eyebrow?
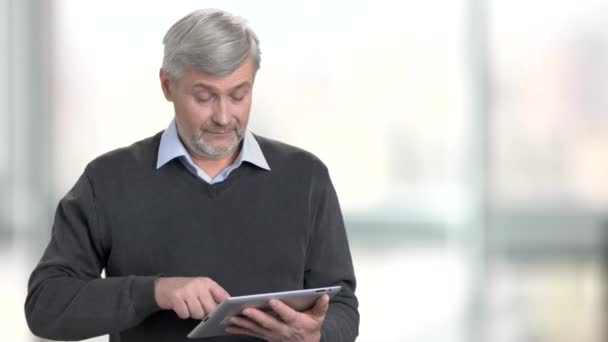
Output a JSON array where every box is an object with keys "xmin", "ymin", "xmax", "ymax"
[{"xmin": 191, "ymin": 82, "xmax": 251, "ymax": 93}]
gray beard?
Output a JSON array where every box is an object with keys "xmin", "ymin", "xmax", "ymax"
[{"xmin": 190, "ymin": 132, "xmax": 244, "ymax": 159}]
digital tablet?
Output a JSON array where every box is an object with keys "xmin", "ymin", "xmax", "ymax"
[{"xmin": 187, "ymin": 286, "xmax": 341, "ymax": 339}]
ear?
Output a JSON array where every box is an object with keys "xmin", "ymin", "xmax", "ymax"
[{"xmin": 159, "ymin": 69, "xmax": 174, "ymax": 101}]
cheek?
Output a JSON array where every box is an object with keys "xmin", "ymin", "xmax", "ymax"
[
  {"xmin": 175, "ymin": 98, "xmax": 211, "ymax": 123},
  {"xmin": 232, "ymin": 99, "xmax": 252, "ymax": 123},
  {"xmin": 173, "ymin": 106, "xmax": 202, "ymax": 137}
]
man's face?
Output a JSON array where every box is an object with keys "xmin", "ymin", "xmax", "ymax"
[{"xmin": 160, "ymin": 58, "xmax": 255, "ymax": 160}]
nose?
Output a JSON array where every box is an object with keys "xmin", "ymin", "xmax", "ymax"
[{"xmin": 211, "ymin": 97, "xmax": 231, "ymax": 126}]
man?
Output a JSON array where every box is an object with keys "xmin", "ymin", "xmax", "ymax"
[{"xmin": 24, "ymin": 8, "xmax": 359, "ymax": 342}]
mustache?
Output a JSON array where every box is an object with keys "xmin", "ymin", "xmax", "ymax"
[{"xmin": 199, "ymin": 123, "xmax": 240, "ymax": 133}]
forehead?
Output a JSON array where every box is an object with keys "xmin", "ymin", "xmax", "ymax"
[{"xmin": 179, "ymin": 58, "xmax": 256, "ymax": 92}]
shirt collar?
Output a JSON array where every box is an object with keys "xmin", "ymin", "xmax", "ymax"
[{"xmin": 156, "ymin": 119, "xmax": 270, "ymax": 171}]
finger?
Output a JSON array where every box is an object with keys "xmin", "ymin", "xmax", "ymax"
[
  {"xmin": 309, "ymin": 294, "xmax": 330, "ymax": 319},
  {"xmin": 209, "ymin": 283, "xmax": 230, "ymax": 303},
  {"xmin": 171, "ymin": 298, "xmax": 190, "ymax": 319},
  {"xmin": 225, "ymin": 325, "xmax": 262, "ymax": 338},
  {"xmin": 268, "ymin": 299, "xmax": 299, "ymax": 324},
  {"xmin": 185, "ymin": 297, "xmax": 206, "ymax": 319},
  {"xmin": 199, "ymin": 293, "xmax": 218, "ymax": 316},
  {"xmin": 241, "ymin": 307, "xmax": 284, "ymax": 332},
  {"xmin": 229, "ymin": 315, "xmax": 271, "ymax": 337}
]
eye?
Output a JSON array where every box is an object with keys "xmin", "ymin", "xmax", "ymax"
[
  {"xmin": 195, "ymin": 93, "xmax": 213, "ymax": 103},
  {"xmin": 230, "ymin": 90, "xmax": 249, "ymax": 102},
  {"xmin": 197, "ymin": 97, "xmax": 211, "ymax": 103}
]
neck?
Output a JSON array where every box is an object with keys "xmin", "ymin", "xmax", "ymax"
[{"xmin": 187, "ymin": 146, "xmax": 241, "ymax": 179}]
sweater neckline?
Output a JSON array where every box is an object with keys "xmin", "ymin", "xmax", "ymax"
[
  {"xmin": 161, "ymin": 158, "xmax": 257, "ymax": 199},
  {"xmin": 152, "ymin": 131, "xmax": 267, "ymax": 198}
]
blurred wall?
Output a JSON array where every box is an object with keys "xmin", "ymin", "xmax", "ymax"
[{"xmin": 2, "ymin": 1, "xmax": 607, "ymax": 342}]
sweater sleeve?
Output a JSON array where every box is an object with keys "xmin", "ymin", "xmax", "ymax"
[
  {"xmin": 24, "ymin": 169, "xmax": 162, "ymax": 341},
  {"xmin": 305, "ymin": 161, "xmax": 359, "ymax": 342}
]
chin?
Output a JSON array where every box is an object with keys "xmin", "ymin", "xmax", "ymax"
[{"xmin": 204, "ymin": 142, "xmax": 239, "ymax": 158}]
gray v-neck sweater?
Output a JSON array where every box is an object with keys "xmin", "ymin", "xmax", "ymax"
[{"xmin": 25, "ymin": 132, "xmax": 359, "ymax": 342}]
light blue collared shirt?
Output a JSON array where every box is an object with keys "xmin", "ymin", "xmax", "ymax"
[{"xmin": 156, "ymin": 119, "xmax": 270, "ymax": 184}]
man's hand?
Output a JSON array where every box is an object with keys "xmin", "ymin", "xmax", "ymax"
[
  {"xmin": 225, "ymin": 294, "xmax": 330, "ymax": 342},
  {"xmin": 154, "ymin": 277, "xmax": 230, "ymax": 319}
]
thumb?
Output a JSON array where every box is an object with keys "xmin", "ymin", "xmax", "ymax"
[{"xmin": 310, "ymin": 294, "xmax": 330, "ymax": 319}]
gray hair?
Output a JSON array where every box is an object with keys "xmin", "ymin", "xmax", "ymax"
[{"xmin": 162, "ymin": 9, "xmax": 261, "ymax": 81}]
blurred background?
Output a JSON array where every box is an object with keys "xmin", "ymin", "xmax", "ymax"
[{"xmin": 2, "ymin": 0, "xmax": 607, "ymax": 341}]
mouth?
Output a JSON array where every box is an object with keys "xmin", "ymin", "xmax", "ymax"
[{"xmin": 205, "ymin": 130, "xmax": 234, "ymax": 136}]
